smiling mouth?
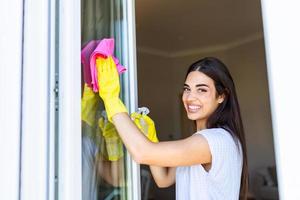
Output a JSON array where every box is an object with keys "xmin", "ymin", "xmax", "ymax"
[{"xmin": 187, "ymin": 105, "xmax": 201, "ymax": 113}]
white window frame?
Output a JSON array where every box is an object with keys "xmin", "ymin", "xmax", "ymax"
[
  {"xmin": 20, "ymin": 0, "xmax": 57, "ymax": 199},
  {"xmin": 58, "ymin": 0, "xmax": 140, "ymax": 200},
  {"xmin": 57, "ymin": 0, "xmax": 81, "ymax": 198},
  {"xmin": 121, "ymin": 0, "xmax": 141, "ymax": 199},
  {"xmin": 0, "ymin": 0, "xmax": 23, "ymax": 199},
  {"xmin": 261, "ymin": 1, "xmax": 300, "ymax": 199}
]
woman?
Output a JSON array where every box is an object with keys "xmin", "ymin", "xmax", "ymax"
[{"xmin": 96, "ymin": 56, "xmax": 248, "ymax": 199}]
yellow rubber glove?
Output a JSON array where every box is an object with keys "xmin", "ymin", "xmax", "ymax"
[
  {"xmin": 98, "ymin": 117, "xmax": 124, "ymax": 161},
  {"xmin": 81, "ymin": 84, "xmax": 99, "ymax": 127},
  {"xmin": 97, "ymin": 125, "xmax": 109, "ymax": 161},
  {"xmin": 96, "ymin": 56, "xmax": 127, "ymax": 122},
  {"xmin": 131, "ymin": 113, "xmax": 159, "ymax": 143}
]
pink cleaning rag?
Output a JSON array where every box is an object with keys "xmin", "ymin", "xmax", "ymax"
[
  {"xmin": 90, "ymin": 38, "xmax": 126, "ymax": 92},
  {"xmin": 81, "ymin": 40, "xmax": 101, "ymax": 87}
]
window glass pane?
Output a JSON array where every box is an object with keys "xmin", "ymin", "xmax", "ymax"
[{"xmin": 81, "ymin": 1, "xmax": 127, "ymax": 199}]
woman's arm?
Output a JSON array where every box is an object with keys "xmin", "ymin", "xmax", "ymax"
[
  {"xmin": 112, "ymin": 113, "xmax": 212, "ymax": 167},
  {"xmin": 97, "ymin": 156, "xmax": 125, "ymax": 187},
  {"xmin": 149, "ymin": 166, "xmax": 176, "ymax": 188}
]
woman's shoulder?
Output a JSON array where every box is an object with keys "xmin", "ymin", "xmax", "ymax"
[
  {"xmin": 195, "ymin": 128, "xmax": 243, "ymax": 161},
  {"xmin": 195, "ymin": 127, "xmax": 231, "ymax": 137},
  {"xmin": 194, "ymin": 128, "xmax": 239, "ymax": 150}
]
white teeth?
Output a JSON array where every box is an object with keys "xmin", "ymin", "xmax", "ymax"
[{"xmin": 188, "ymin": 105, "xmax": 200, "ymax": 109}]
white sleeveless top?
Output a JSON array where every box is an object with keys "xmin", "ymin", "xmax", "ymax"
[{"xmin": 176, "ymin": 128, "xmax": 243, "ymax": 200}]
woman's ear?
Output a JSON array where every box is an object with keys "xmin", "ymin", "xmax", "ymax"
[{"xmin": 217, "ymin": 93, "xmax": 225, "ymax": 104}]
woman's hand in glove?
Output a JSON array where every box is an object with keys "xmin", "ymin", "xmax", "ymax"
[
  {"xmin": 81, "ymin": 84, "xmax": 99, "ymax": 127},
  {"xmin": 96, "ymin": 56, "xmax": 127, "ymax": 122},
  {"xmin": 131, "ymin": 112, "xmax": 159, "ymax": 143}
]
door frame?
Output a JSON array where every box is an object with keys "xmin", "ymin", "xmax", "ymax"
[
  {"xmin": 261, "ymin": 1, "xmax": 300, "ymax": 199},
  {"xmin": 58, "ymin": 0, "xmax": 141, "ymax": 199}
]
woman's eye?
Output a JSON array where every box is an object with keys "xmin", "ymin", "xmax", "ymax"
[
  {"xmin": 198, "ymin": 89, "xmax": 207, "ymax": 93},
  {"xmin": 183, "ymin": 88, "xmax": 190, "ymax": 92}
]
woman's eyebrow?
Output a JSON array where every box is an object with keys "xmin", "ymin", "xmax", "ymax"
[
  {"xmin": 183, "ymin": 84, "xmax": 190, "ymax": 87},
  {"xmin": 196, "ymin": 84, "xmax": 209, "ymax": 88}
]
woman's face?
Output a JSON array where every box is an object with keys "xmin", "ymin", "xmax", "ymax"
[{"xmin": 182, "ymin": 71, "xmax": 224, "ymax": 130}]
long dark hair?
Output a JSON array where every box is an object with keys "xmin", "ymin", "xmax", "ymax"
[{"xmin": 185, "ymin": 57, "xmax": 248, "ymax": 200}]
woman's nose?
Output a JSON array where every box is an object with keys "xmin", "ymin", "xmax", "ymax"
[{"xmin": 185, "ymin": 91, "xmax": 197, "ymax": 101}]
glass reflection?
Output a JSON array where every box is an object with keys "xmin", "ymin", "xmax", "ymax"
[{"xmin": 81, "ymin": 0, "xmax": 127, "ymax": 199}]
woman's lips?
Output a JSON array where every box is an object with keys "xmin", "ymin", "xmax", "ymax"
[{"xmin": 187, "ymin": 105, "xmax": 201, "ymax": 113}]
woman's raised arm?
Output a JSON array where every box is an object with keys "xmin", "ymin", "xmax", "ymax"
[{"xmin": 112, "ymin": 113, "xmax": 212, "ymax": 167}]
